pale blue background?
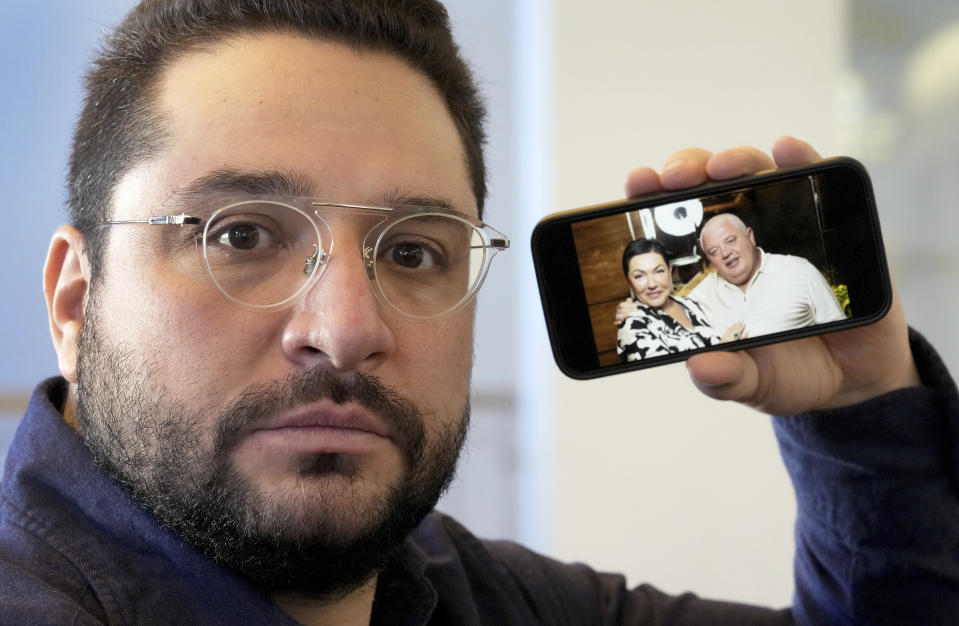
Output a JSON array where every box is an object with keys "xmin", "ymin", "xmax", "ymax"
[
  {"xmin": 1, "ymin": 1, "xmax": 135, "ymax": 393},
  {"xmin": 0, "ymin": 1, "xmax": 140, "ymax": 468}
]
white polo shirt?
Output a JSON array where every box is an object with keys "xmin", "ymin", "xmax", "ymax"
[{"xmin": 688, "ymin": 249, "xmax": 847, "ymax": 337}]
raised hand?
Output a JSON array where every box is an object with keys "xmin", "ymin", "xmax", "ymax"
[
  {"xmin": 719, "ymin": 322, "xmax": 747, "ymax": 344},
  {"xmin": 625, "ymin": 136, "xmax": 920, "ymax": 415},
  {"xmin": 613, "ymin": 298, "xmax": 639, "ymax": 326}
]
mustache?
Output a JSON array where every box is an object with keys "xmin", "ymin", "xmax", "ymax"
[{"xmin": 210, "ymin": 367, "xmax": 427, "ymax": 466}]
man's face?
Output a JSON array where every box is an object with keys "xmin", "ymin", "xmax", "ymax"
[
  {"xmin": 701, "ymin": 219, "xmax": 759, "ymax": 287},
  {"xmin": 73, "ymin": 34, "xmax": 476, "ymax": 595}
]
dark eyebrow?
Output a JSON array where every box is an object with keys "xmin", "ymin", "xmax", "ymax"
[
  {"xmin": 377, "ymin": 190, "xmax": 461, "ymax": 213},
  {"xmin": 176, "ymin": 169, "xmax": 315, "ymax": 201},
  {"xmin": 169, "ymin": 173, "xmax": 468, "ymax": 217}
]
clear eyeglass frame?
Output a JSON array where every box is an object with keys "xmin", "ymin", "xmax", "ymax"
[{"xmin": 101, "ymin": 197, "xmax": 510, "ymax": 320}]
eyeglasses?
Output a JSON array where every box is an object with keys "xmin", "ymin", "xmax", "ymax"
[{"xmin": 102, "ymin": 197, "xmax": 510, "ymax": 319}]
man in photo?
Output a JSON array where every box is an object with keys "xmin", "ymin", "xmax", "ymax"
[{"xmin": 688, "ymin": 212, "xmax": 847, "ymax": 336}]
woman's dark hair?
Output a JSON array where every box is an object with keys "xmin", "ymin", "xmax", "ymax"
[
  {"xmin": 622, "ymin": 238, "xmax": 670, "ymax": 276},
  {"xmin": 69, "ymin": 0, "xmax": 487, "ymax": 280}
]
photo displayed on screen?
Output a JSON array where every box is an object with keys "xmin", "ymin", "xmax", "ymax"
[{"xmin": 569, "ymin": 175, "xmax": 853, "ymax": 367}]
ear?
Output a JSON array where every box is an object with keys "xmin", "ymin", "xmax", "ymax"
[
  {"xmin": 43, "ymin": 226, "xmax": 91, "ymax": 384},
  {"xmin": 746, "ymin": 227, "xmax": 757, "ymax": 246}
]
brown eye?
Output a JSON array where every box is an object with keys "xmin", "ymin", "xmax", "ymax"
[
  {"xmin": 224, "ymin": 224, "xmax": 261, "ymax": 249},
  {"xmin": 391, "ymin": 243, "xmax": 426, "ymax": 268},
  {"xmin": 215, "ymin": 222, "xmax": 276, "ymax": 250},
  {"xmin": 379, "ymin": 238, "xmax": 442, "ymax": 272}
]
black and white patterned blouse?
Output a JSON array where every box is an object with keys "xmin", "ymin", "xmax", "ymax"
[{"xmin": 616, "ymin": 296, "xmax": 719, "ymax": 362}]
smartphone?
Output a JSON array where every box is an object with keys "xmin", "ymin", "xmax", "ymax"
[{"xmin": 531, "ymin": 157, "xmax": 891, "ymax": 379}]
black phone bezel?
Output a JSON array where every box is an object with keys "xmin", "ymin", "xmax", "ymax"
[{"xmin": 531, "ymin": 157, "xmax": 892, "ymax": 380}]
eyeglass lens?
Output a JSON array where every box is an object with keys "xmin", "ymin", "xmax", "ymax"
[{"xmin": 202, "ymin": 201, "xmax": 489, "ymax": 317}]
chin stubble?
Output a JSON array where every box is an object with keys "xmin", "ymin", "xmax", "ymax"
[{"xmin": 74, "ymin": 306, "xmax": 469, "ymax": 598}]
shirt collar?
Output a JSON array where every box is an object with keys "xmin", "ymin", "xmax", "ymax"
[
  {"xmin": 371, "ymin": 535, "xmax": 437, "ymax": 624},
  {"xmin": 747, "ymin": 247, "xmax": 768, "ymax": 287}
]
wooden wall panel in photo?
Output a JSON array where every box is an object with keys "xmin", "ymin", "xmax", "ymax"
[
  {"xmin": 588, "ymin": 300, "xmax": 623, "ymax": 366},
  {"xmin": 571, "ymin": 214, "xmax": 636, "ymax": 303},
  {"xmin": 571, "ymin": 215, "xmax": 636, "ymax": 362}
]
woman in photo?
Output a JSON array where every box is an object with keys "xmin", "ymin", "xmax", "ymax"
[{"xmin": 617, "ymin": 238, "xmax": 744, "ymax": 362}]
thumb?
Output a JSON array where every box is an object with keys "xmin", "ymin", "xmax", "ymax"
[{"xmin": 686, "ymin": 351, "xmax": 760, "ymax": 403}]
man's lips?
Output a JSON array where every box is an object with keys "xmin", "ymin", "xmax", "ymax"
[
  {"xmin": 255, "ymin": 401, "xmax": 390, "ymax": 437},
  {"xmin": 239, "ymin": 401, "xmax": 392, "ymax": 456}
]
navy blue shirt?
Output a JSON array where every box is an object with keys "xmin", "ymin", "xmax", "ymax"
[{"xmin": 1, "ymin": 331, "xmax": 957, "ymax": 624}]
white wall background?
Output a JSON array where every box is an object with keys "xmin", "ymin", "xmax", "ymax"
[
  {"xmin": 526, "ymin": 1, "xmax": 844, "ymax": 607},
  {"xmin": 526, "ymin": 0, "xmax": 959, "ymax": 607}
]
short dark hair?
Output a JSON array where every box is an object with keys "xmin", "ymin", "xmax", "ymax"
[
  {"xmin": 68, "ymin": 0, "xmax": 487, "ymax": 278},
  {"xmin": 622, "ymin": 238, "xmax": 670, "ymax": 276}
]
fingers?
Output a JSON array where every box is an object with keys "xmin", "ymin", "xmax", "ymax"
[
  {"xmin": 660, "ymin": 148, "xmax": 714, "ymax": 190},
  {"xmin": 625, "ymin": 167, "xmax": 663, "ymax": 198},
  {"xmin": 705, "ymin": 147, "xmax": 776, "ymax": 180},
  {"xmin": 685, "ymin": 351, "xmax": 760, "ymax": 403},
  {"xmin": 613, "ymin": 299, "xmax": 638, "ymax": 325},
  {"xmin": 626, "ymin": 140, "xmax": 821, "ymax": 199},
  {"xmin": 625, "ymin": 148, "xmax": 717, "ymax": 197},
  {"xmin": 771, "ymin": 135, "xmax": 821, "ymax": 167},
  {"xmin": 719, "ymin": 322, "xmax": 746, "ymax": 343}
]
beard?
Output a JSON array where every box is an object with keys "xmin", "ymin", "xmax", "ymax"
[{"xmin": 73, "ymin": 307, "xmax": 468, "ymax": 600}]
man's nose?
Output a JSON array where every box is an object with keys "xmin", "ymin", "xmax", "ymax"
[{"xmin": 280, "ymin": 241, "xmax": 396, "ymax": 372}]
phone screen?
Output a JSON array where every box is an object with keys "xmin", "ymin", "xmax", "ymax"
[{"xmin": 532, "ymin": 158, "xmax": 891, "ymax": 379}]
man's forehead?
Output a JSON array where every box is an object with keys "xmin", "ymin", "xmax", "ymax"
[
  {"xmin": 157, "ymin": 33, "xmax": 453, "ymax": 134},
  {"xmin": 127, "ymin": 32, "xmax": 476, "ymax": 217},
  {"xmin": 702, "ymin": 216, "xmax": 746, "ymax": 242}
]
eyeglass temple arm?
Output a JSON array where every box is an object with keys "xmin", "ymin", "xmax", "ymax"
[
  {"xmin": 472, "ymin": 238, "xmax": 509, "ymax": 251},
  {"xmin": 103, "ymin": 213, "xmax": 201, "ymax": 226}
]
